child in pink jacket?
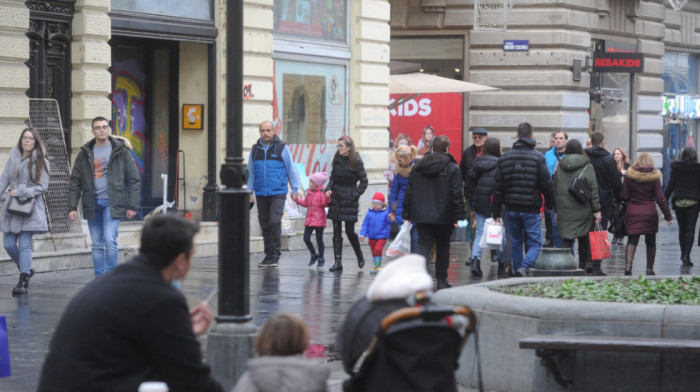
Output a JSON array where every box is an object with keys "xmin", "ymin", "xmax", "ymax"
[{"xmin": 296, "ymin": 172, "xmax": 332, "ymax": 268}]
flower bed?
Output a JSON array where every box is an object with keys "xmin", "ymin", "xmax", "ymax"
[{"xmin": 491, "ymin": 276, "xmax": 700, "ymax": 305}]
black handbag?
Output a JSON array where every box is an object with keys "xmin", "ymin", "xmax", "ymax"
[
  {"xmin": 7, "ymin": 196, "xmax": 34, "ymax": 217},
  {"xmin": 608, "ymin": 203, "xmax": 627, "ymax": 236},
  {"xmin": 568, "ymin": 164, "xmax": 592, "ymax": 205}
]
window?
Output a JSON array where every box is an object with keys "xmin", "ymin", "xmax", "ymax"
[
  {"xmin": 111, "ymin": 0, "xmax": 213, "ymax": 20},
  {"xmin": 273, "ymin": 0, "xmax": 347, "ymax": 43},
  {"xmin": 663, "ymin": 52, "xmax": 698, "ymax": 95}
]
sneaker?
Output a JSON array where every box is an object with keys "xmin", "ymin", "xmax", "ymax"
[
  {"xmin": 370, "ymin": 265, "xmax": 381, "ymax": 275},
  {"xmin": 465, "ymin": 256, "xmax": 476, "ymax": 267},
  {"xmin": 308, "ymin": 254, "xmax": 319, "ymax": 267},
  {"xmin": 436, "ymin": 279, "xmax": 453, "ymax": 290},
  {"xmin": 268, "ymin": 257, "xmax": 279, "ymax": 267},
  {"xmin": 258, "ymin": 255, "xmax": 271, "ymax": 267},
  {"xmin": 316, "ymin": 258, "xmax": 325, "ymax": 269},
  {"xmin": 514, "ymin": 268, "xmax": 529, "ymax": 277}
]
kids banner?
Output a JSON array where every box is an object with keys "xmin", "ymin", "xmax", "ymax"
[{"xmin": 390, "ymin": 93, "xmax": 464, "ymax": 164}]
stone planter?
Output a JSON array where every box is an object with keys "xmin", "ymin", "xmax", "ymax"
[{"xmin": 432, "ymin": 277, "xmax": 700, "ymax": 392}]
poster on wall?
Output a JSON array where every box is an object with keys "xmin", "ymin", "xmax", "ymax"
[
  {"xmin": 272, "ymin": 59, "xmax": 347, "ymax": 180},
  {"xmin": 273, "ymin": 0, "xmax": 347, "ymax": 42},
  {"xmin": 389, "ymin": 93, "xmax": 464, "ymax": 164}
]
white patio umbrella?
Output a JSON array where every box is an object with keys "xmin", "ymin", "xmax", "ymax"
[{"xmin": 389, "ymin": 72, "xmax": 499, "ymax": 94}]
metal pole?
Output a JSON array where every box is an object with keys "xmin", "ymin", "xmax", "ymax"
[
  {"xmin": 202, "ymin": 42, "xmax": 219, "ymax": 221},
  {"xmin": 207, "ymin": 1, "xmax": 256, "ymax": 388}
]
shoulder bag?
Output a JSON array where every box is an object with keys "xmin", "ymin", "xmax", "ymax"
[
  {"xmin": 7, "ymin": 167, "xmax": 34, "ymax": 217},
  {"xmin": 568, "ymin": 164, "xmax": 592, "ymax": 205}
]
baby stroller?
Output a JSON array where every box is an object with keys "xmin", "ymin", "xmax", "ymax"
[{"xmin": 342, "ymin": 304, "xmax": 478, "ymax": 392}]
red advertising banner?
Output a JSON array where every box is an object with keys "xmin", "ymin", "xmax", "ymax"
[{"xmin": 389, "ymin": 93, "xmax": 464, "ymax": 164}]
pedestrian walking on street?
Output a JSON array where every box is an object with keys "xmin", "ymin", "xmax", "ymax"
[
  {"xmin": 460, "ymin": 127, "xmax": 489, "ymax": 249},
  {"xmin": 326, "ymin": 136, "xmax": 369, "ymax": 272},
  {"xmin": 553, "ymin": 140, "xmax": 603, "ymax": 273},
  {"xmin": 360, "ymin": 192, "xmax": 391, "ymax": 274},
  {"xmin": 465, "ymin": 138, "xmax": 504, "ymax": 277},
  {"xmin": 403, "ymin": 135, "xmax": 466, "ymax": 289},
  {"xmin": 492, "ymin": 122, "xmax": 554, "ymax": 276},
  {"xmin": 232, "ymin": 313, "xmax": 330, "ymax": 392},
  {"xmin": 544, "ymin": 130, "xmax": 569, "ymax": 248},
  {"xmin": 37, "ymin": 214, "xmax": 223, "ymax": 392},
  {"xmin": 0, "ymin": 128, "xmax": 49, "ymax": 295},
  {"xmin": 295, "ymin": 171, "xmax": 331, "ymax": 269},
  {"xmin": 68, "ymin": 116, "xmax": 140, "ymax": 277},
  {"xmin": 612, "ymin": 147, "xmax": 631, "ymax": 245},
  {"xmin": 248, "ymin": 120, "xmax": 300, "ymax": 268},
  {"xmin": 387, "ymin": 145, "xmax": 418, "ymax": 252},
  {"xmin": 664, "ymin": 147, "xmax": 700, "ymax": 267},
  {"xmin": 620, "ymin": 153, "xmax": 673, "ymax": 275}
]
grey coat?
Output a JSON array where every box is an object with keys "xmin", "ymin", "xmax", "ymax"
[
  {"xmin": 231, "ymin": 355, "xmax": 330, "ymax": 392},
  {"xmin": 0, "ymin": 147, "xmax": 50, "ymax": 234}
]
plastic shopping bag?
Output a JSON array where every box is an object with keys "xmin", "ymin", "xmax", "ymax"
[
  {"xmin": 589, "ymin": 222, "xmax": 610, "ymax": 260},
  {"xmin": 386, "ymin": 222, "xmax": 412, "ymax": 257},
  {"xmin": 479, "ymin": 218, "xmax": 492, "ymax": 249},
  {"xmin": 486, "ymin": 221, "xmax": 504, "ymax": 251}
]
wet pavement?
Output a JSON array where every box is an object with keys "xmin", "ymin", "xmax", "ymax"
[{"xmin": 0, "ymin": 223, "xmax": 697, "ymax": 391}]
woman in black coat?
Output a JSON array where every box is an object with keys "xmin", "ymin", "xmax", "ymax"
[
  {"xmin": 325, "ymin": 136, "xmax": 369, "ymax": 272},
  {"xmin": 664, "ymin": 147, "xmax": 700, "ymax": 267}
]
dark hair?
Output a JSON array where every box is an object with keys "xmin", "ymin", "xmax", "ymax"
[
  {"xmin": 17, "ymin": 128, "xmax": 50, "ymax": 183},
  {"xmin": 517, "ymin": 122, "xmax": 533, "ymax": 138},
  {"xmin": 332, "ymin": 136, "xmax": 361, "ymax": 171},
  {"xmin": 255, "ymin": 313, "xmax": 309, "ymax": 356},
  {"xmin": 432, "ymin": 135, "xmax": 450, "ymax": 153},
  {"xmin": 140, "ymin": 213, "xmax": 200, "ymax": 269},
  {"xmin": 590, "ymin": 131, "xmax": 604, "ymax": 146},
  {"xmin": 553, "ymin": 130, "xmax": 568, "ymax": 140},
  {"xmin": 483, "ymin": 138, "xmax": 501, "ymax": 157},
  {"xmin": 91, "ymin": 116, "xmax": 110, "ymax": 129},
  {"xmin": 564, "ymin": 139, "xmax": 583, "ymax": 155},
  {"xmin": 681, "ymin": 147, "xmax": 698, "ymax": 163}
]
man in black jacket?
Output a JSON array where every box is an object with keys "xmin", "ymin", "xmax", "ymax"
[
  {"xmin": 492, "ymin": 123, "xmax": 554, "ymax": 276},
  {"xmin": 38, "ymin": 214, "xmax": 223, "ymax": 392},
  {"xmin": 403, "ymin": 136, "xmax": 467, "ymax": 290}
]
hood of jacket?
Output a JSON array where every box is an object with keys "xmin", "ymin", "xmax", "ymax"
[
  {"xmin": 512, "ymin": 137, "xmax": 537, "ymax": 150},
  {"xmin": 584, "ymin": 146, "xmax": 610, "ymax": 159},
  {"xmin": 626, "ymin": 166, "xmax": 661, "ymax": 182},
  {"xmin": 557, "ymin": 154, "xmax": 589, "ymax": 172},
  {"xmin": 246, "ymin": 356, "xmax": 329, "ymax": 392},
  {"xmin": 472, "ymin": 155, "xmax": 499, "ymax": 174},
  {"xmin": 414, "ymin": 152, "xmax": 456, "ymax": 176},
  {"xmin": 670, "ymin": 160, "xmax": 700, "ymax": 175}
]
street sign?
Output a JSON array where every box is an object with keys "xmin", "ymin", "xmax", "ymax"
[{"xmin": 504, "ymin": 40, "xmax": 529, "ymax": 51}]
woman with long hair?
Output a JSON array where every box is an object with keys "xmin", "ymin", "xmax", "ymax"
[
  {"xmin": 664, "ymin": 147, "xmax": 700, "ymax": 267},
  {"xmin": 0, "ymin": 128, "xmax": 50, "ymax": 295},
  {"xmin": 621, "ymin": 153, "xmax": 673, "ymax": 275},
  {"xmin": 416, "ymin": 126, "xmax": 435, "ymax": 156},
  {"xmin": 610, "ymin": 148, "xmax": 631, "ymax": 245},
  {"xmin": 387, "ymin": 145, "xmax": 418, "ymax": 252},
  {"xmin": 325, "ymin": 136, "xmax": 369, "ymax": 272},
  {"xmin": 552, "ymin": 139, "xmax": 603, "ymax": 274}
]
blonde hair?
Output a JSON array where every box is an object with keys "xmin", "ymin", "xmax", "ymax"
[
  {"xmin": 633, "ymin": 153, "xmax": 655, "ymax": 168},
  {"xmin": 255, "ymin": 313, "xmax": 309, "ymax": 357},
  {"xmin": 394, "ymin": 145, "xmax": 417, "ymax": 160}
]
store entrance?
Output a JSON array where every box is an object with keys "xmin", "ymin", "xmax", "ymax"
[{"xmin": 663, "ymin": 117, "xmax": 693, "ymax": 188}]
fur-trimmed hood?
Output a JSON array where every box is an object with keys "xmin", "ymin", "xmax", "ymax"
[{"xmin": 625, "ymin": 166, "xmax": 661, "ymax": 183}]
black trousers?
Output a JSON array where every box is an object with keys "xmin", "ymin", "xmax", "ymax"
[
  {"xmin": 561, "ymin": 235, "xmax": 592, "ymax": 263},
  {"xmin": 303, "ymin": 226, "xmax": 325, "ymax": 258},
  {"xmin": 416, "ymin": 223, "xmax": 454, "ymax": 281},
  {"xmin": 544, "ymin": 209, "xmax": 553, "ymax": 243},
  {"xmin": 674, "ymin": 204, "xmax": 700, "ymax": 257},
  {"xmin": 256, "ymin": 194, "xmax": 286, "ymax": 257}
]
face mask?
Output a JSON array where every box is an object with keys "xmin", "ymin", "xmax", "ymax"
[{"xmin": 171, "ymin": 279, "xmax": 183, "ymax": 290}]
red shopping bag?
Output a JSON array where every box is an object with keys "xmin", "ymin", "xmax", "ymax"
[{"xmin": 589, "ymin": 223, "xmax": 610, "ymax": 260}]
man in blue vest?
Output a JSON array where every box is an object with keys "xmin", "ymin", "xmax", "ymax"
[{"xmin": 247, "ymin": 121, "xmax": 299, "ymax": 267}]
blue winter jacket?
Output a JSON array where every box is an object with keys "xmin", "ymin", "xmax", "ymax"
[
  {"xmin": 388, "ymin": 165, "xmax": 413, "ymax": 225},
  {"xmin": 544, "ymin": 147, "xmax": 564, "ymax": 179},
  {"xmin": 247, "ymin": 135, "xmax": 299, "ymax": 196},
  {"xmin": 360, "ymin": 208, "xmax": 391, "ymax": 240}
]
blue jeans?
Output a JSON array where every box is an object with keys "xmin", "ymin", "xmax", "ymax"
[
  {"xmin": 4, "ymin": 231, "xmax": 34, "ymax": 274},
  {"xmin": 505, "ymin": 210, "xmax": 542, "ymax": 270},
  {"xmin": 410, "ymin": 224, "xmax": 418, "ymax": 254},
  {"xmin": 88, "ymin": 198, "xmax": 122, "ymax": 276},
  {"xmin": 472, "ymin": 213, "xmax": 503, "ymax": 261}
]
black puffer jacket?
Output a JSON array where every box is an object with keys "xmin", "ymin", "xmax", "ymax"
[
  {"xmin": 459, "ymin": 144, "xmax": 478, "ymax": 194},
  {"xmin": 492, "ymin": 138, "xmax": 554, "ymax": 217},
  {"xmin": 465, "ymin": 155, "xmax": 499, "ymax": 216},
  {"xmin": 664, "ymin": 160, "xmax": 700, "ymax": 206},
  {"xmin": 327, "ymin": 154, "xmax": 368, "ymax": 222},
  {"xmin": 584, "ymin": 146, "xmax": 622, "ymax": 207},
  {"xmin": 402, "ymin": 152, "xmax": 466, "ymax": 224}
]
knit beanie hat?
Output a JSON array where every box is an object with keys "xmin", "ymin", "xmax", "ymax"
[
  {"xmin": 309, "ymin": 172, "xmax": 328, "ymax": 187},
  {"xmin": 372, "ymin": 192, "xmax": 386, "ymax": 205}
]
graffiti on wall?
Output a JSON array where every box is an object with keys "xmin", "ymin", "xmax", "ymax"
[{"xmin": 112, "ymin": 60, "xmax": 147, "ymax": 174}]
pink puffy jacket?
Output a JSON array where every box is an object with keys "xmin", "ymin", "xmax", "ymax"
[{"xmin": 296, "ymin": 187, "xmax": 331, "ymax": 227}]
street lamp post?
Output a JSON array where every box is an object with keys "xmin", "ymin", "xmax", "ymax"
[{"xmin": 206, "ymin": 0, "xmax": 256, "ymax": 389}]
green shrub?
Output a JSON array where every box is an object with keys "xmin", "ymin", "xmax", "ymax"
[{"xmin": 491, "ymin": 276, "xmax": 700, "ymax": 305}]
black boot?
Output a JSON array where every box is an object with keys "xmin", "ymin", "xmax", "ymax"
[
  {"xmin": 347, "ymin": 232, "xmax": 365, "ymax": 269},
  {"xmin": 436, "ymin": 278, "xmax": 452, "ymax": 290},
  {"xmin": 329, "ymin": 235, "xmax": 343, "ymax": 272},
  {"xmin": 646, "ymin": 247, "xmax": 656, "ymax": 276},
  {"xmin": 12, "ymin": 273, "xmax": 30, "ymax": 295},
  {"xmin": 497, "ymin": 262, "xmax": 508, "ymax": 279},
  {"xmin": 471, "ymin": 259, "xmax": 483, "ymax": 277}
]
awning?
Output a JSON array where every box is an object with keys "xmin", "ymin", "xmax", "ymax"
[{"xmin": 390, "ymin": 72, "xmax": 498, "ymax": 94}]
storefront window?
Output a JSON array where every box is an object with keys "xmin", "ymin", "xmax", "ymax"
[
  {"xmin": 111, "ymin": 0, "xmax": 213, "ymax": 20},
  {"xmin": 663, "ymin": 52, "xmax": 698, "ymax": 95},
  {"xmin": 273, "ymin": 0, "xmax": 347, "ymax": 43}
]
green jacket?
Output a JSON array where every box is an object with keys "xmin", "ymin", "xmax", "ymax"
[
  {"xmin": 553, "ymin": 154, "xmax": 601, "ymax": 240},
  {"xmin": 68, "ymin": 136, "xmax": 140, "ymax": 219}
]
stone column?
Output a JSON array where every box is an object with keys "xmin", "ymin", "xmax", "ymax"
[
  {"xmin": 71, "ymin": 0, "xmax": 111, "ymax": 155},
  {"xmin": 0, "ymin": 0, "xmax": 29, "ymax": 149}
]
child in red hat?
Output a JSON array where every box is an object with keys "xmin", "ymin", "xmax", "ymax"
[{"xmin": 360, "ymin": 192, "xmax": 391, "ymax": 274}]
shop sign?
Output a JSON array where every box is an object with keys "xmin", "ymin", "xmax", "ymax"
[
  {"xmin": 662, "ymin": 95, "xmax": 700, "ymax": 118},
  {"xmin": 593, "ymin": 53, "xmax": 644, "ymax": 73},
  {"xmin": 504, "ymin": 40, "xmax": 529, "ymax": 52}
]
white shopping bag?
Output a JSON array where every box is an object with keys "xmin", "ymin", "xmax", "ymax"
[
  {"xmin": 386, "ymin": 222, "xmax": 412, "ymax": 257},
  {"xmin": 479, "ymin": 218, "xmax": 493, "ymax": 249},
  {"xmin": 485, "ymin": 221, "xmax": 503, "ymax": 250}
]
